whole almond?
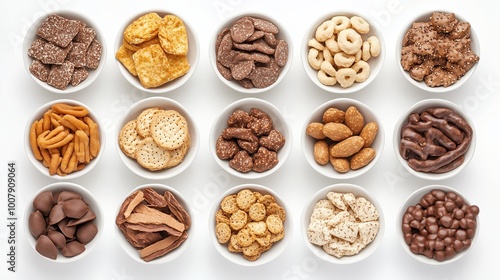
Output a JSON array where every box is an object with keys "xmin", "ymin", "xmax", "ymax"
[
  {"xmin": 323, "ymin": 122, "xmax": 353, "ymax": 141},
  {"xmin": 330, "ymin": 157, "xmax": 350, "ymax": 173},
  {"xmin": 345, "ymin": 106, "xmax": 364, "ymax": 135},
  {"xmin": 313, "ymin": 140, "xmax": 329, "ymax": 165},
  {"xmin": 306, "ymin": 122, "xmax": 325, "ymax": 139},
  {"xmin": 330, "ymin": 136, "xmax": 364, "ymax": 157},
  {"xmin": 350, "ymin": 148, "xmax": 376, "ymax": 170},
  {"xmin": 359, "ymin": 122, "xmax": 378, "ymax": 148},
  {"xmin": 322, "ymin": 107, "xmax": 345, "ymax": 123}
]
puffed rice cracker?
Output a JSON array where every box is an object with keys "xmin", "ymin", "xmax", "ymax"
[
  {"xmin": 353, "ymin": 197, "xmax": 379, "ymax": 222},
  {"xmin": 124, "ymin": 12, "xmax": 163, "ymax": 45},
  {"xmin": 115, "ymin": 45, "xmax": 137, "ymax": 76},
  {"xmin": 132, "ymin": 44, "xmax": 172, "ymax": 88},
  {"xmin": 158, "ymin": 15, "xmax": 189, "ymax": 56}
]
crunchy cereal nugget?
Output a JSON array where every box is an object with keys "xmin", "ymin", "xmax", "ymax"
[
  {"xmin": 159, "ymin": 14, "xmax": 189, "ymax": 56},
  {"xmin": 115, "ymin": 45, "xmax": 137, "ymax": 76},
  {"xmin": 132, "ymin": 44, "xmax": 171, "ymax": 88},
  {"xmin": 124, "ymin": 12, "xmax": 163, "ymax": 45}
]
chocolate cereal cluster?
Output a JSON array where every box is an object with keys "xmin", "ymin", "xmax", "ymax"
[
  {"xmin": 216, "ymin": 108, "xmax": 285, "ymax": 173},
  {"xmin": 401, "ymin": 12, "xmax": 479, "ymax": 87},
  {"xmin": 27, "ymin": 14, "xmax": 103, "ymax": 90}
]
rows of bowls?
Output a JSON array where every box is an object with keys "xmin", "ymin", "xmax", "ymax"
[{"xmin": 22, "ymin": 9, "xmax": 480, "ymax": 266}]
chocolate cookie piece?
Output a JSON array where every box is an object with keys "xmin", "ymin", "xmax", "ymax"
[
  {"xmin": 230, "ymin": 17, "xmax": 255, "ymax": 43},
  {"xmin": 250, "ymin": 17, "xmax": 279, "ymax": 34},
  {"xmin": 229, "ymin": 150, "xmax": 253, "ymax": 173},
  {"xmin": 36, "ymin": 14, "xmax": 80, "ymax": 48},
  {"xmin": 259, "ymin": 129, "xmax": 285, "ymax": 151},
  {"xmin": 216, "ymin": 136, "xmax": 240, "ymax": 160},
  {"xmin": 252, "ymin": 147, "xmax": 278, "ymax": 172}
]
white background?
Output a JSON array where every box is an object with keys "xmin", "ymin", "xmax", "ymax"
[{"xmin": 1, "ymin": 0, "xmax": 499, "ymax": 279}]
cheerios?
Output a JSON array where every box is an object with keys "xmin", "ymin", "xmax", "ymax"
[
  {"xmin": 334, "ymin": 52, "xmax": 355, "ymax": 68},
  {"xmin": 318, "ymin": 69, "xmax": 337, "ymax": 86},
  {"xmin": 325, "ymin": 37, "xmax": 341, "ymax": 53},
  {"xmin": 350, "ymin": 16, "xmax": 370, "ymax": 34},
  {"xmin": 336, "ymin": 68, "xmax": 357, "ymax": 88},
  {"xmin": 323, "ymin": 48, "xmax": 334, "ymax": 65},
  {"xmin": 337, "ymin": 28, "xmax": 362, "ymax": 55},
  {"xmin": 308, "ymin": 48, "xmax": 324, "ymax": 70},
  {"xmin": 308, "ymin": 38, "xmax": 325, "ymax": 50},
  {"xmin": 362, "ymin": 41, "xmax": 371, "ymax": 61},
  {"xmin": 331, "ymin": 16, "xmax": 351, "ymax": 33},
  {"xmin": 351, "ymin": 60, "xmax": 370, "ymax": 83},
  {"xmin": 367, "ymin": 36, "xmax": 381, "ymax": 57},
  {"xmin": 315, "ymin": 20, "xmax": 335, "ymax": 42}
]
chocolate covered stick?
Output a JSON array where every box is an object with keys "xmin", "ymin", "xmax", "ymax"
[
  {"xmin": 164, "ymin": 191, "xmax": 191, "ymax": 229},
  {"xmin": 139, "ymin": 231, "xmax": 188, "ymax": 261}
]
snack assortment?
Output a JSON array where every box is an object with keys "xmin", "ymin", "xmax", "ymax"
[
  {"xmin": 214, "ymin": 16, "xmax": 289, "ymax": 89},
  {"xmin": 214, "ymin": 188, "xmax": 286, "ymax": 261},
  {"xmin": 399, "ymin": 107, "xmax": 472, "ymax": 173},
  {"xmin": 307, "ymin": 191, "xmax": 380, "ymax": 258},
  {"xmin": 28, "ymin": 189, "xmax": 98, "ymax": 259},
  {"xmin": 215, "ymin": 108, "xmax": 286, "ymax": 173},
  {"xmin": 401, "ymin": 12, "xmax": 479, "ymax": 87},
  {"xmin": 401, "ymin": 189, "xmax": 479, "ymax": 262},
  {"xmin": 27, "ymin": 14, "xmax": 103, "ymax": 90},
  {"xmin": 306, "ymin": 106, "xmax": 378, "ymax": 173},
  {"xmin": 116, "ymin": 12, "xmax": 190, "ymax": 88},
  {"xmin": 116, "ymin": 187, "xmax": 191, "ymax": 262},
  {"xmin": 29, "ymin": 103, "xmax": 101, "ymax": 176},
  {"xmin": 118, "ymin": 107, "xmax": 191, "ymax": 171},
  {"xmin": 307, "ymin": 15, "xmax": 381, "ymax": 88}
]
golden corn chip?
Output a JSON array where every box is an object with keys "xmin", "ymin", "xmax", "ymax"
[
  {"xmin": 158, "ymin": 14, "xmax": 189, "ymax": 56},
  {"xmin": 164, "ymin": 53, "xmax": 190, "ymax": 81},
  {"xmin": 124, "ymin": 12, "xmax": 163, "ymax": 45},
  {"xmin": 132, "ymin": 44, "xmax": 171, "ymax": 88},
  {"xmin": 115, "ymin": 45, "xmax": 137, "ymax": 76},
  {"xmin": 123, "ymin": 36, "xmax": 160, "ymax": 52}
]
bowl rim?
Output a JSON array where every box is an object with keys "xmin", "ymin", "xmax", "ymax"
[
  {"xmin": 208, "ymin": 183, "xmax": 293, "ymax": 266},
  {"xmin": 115, "ymin": 96, "xmax": 200, "ymax": 180},
  {"xmin": 22, "ymin": 9, "xmax": 107, "ymax": 94},
  {"xmin": 396, "ymin": 184, "xmax": 480, "ymax": 265},
  {"xmin": 395, "ymin": 10, "xmax": 480, "ymax": 93},
  {"xmin": 24, "ymin": 181, "xmax": 104, "ymax": 263},
  {"xmin": 24, "ymin": 98, "xmax": 106, "ymax": 180},
  {"xmin": 114, "ymin": 183, "xmax": 194, "ymax": 264},
  {"xmin": 300, "ymin": 10, "xmax": 386, "ymax": 94},
  {"xmin": 392, "ymin": 98, "xmax": 476, "ymax": 180},
  {"xmin": 114, "ymin": 9, "xmax": 200, "ymax": 94},
  {"xmin": 208, "ymin": 10, "xmax": 294, "ymax": 94},
  {"xmin": 301, "ymin": 97, "xmax": 385, "ymax": 179},
  {"xmin": 209, "ymin": 97, "xmax": 293, "ymax": 179},
  {"xmin": 300, "ymin": 183, "xmax": 385, "ymax": 264}
]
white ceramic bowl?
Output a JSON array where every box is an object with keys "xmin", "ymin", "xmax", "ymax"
[
  {"xmin": 396, "ymin": 11, "xmax": 480, "ymax": 93},
  {"xmin": 301, "ymin": 98, "xmax": 384, "ymax": 179},
  {"xmin": 209, "ymin": 98, "xmax": 292, "ymax": 179},
  {"xmin": 25, "ymin": 182, "xmax": 103, "ymax": 262},
  {"xmin": 301, "ymin": 183, "xmax": 385, "ymax": 264},
  {"xmin": 209, "ymin": 184, "xmax": 292, "ymax": 266},
  {"xmin": 397, "ymin": 185, "xmax": 480, "ymax": 265},
  {"xmin": 22, "ymin": 10, "xmax": 107, "ymax": 94},
  {"xmin": 115, "ymin": 184, "xmax": 193, "ymax": 264},
  {"xmin": 114, "ymin": 10, "xmax": 200, "ymax": 93},
  {"xmin": 115, "ymin": 96, "xmax": 199, "ymax": 180},
  {"xmin": 209, "ymin": 11, "xmax": 293, "ymax": 94},
  {"xmin": 393, "ymin": 99, "xmax": 475, "ymax": 180},
  {"xmin": 301, "ymin": 11, "xmax": 385, "ymax": 94},
  {"xmin": 24, "ymin": 99, "xmax": 106, "ymax": 180}
]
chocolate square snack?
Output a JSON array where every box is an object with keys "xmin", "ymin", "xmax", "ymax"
[
  {"xmin": 47, "ymin": 61, "xmax": 75, "ymax": 90},
  {"xmin": 85, "ymin": 39, "xmax": 102, "ymax": 69},
  {"xmin": 67, "ymin": 42, "xmax": 88, "ymax": 67},
  {"xmin": 36, "ymin": 14, "xmax": 80, "ymax": 48},
  {"xmin": 71, "ymin": 67, "xmax": 89, "ymax": 86},
  {"xmin": 27, "ymin": 38, "xmax": 47, "ymax": 60},
  {"xmin": 41, "ymin": 41, "xmax": 72, "ymax": 65},
  {"xmin": 29, "ymin": 60, "xmax": 50, "ymax": 82},
  {"xmin": 74, "ymin": 27, "xmax": 96, "ymax": 48}
]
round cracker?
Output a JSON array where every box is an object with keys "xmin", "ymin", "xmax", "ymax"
[
  {"xmin": 164, "ymin": 132, "xmax": 190, "ymax": 168},
  {"xmin": 150, "ymin": 110, "xmax": 189, "ymax": 150},
  {"xmin": 266, "ymin": 214, "xmax": 284, "ymax": 234},
  {"xmin": 236, "ymin": 189, "xmax": 256, "ymax": 210},
  {"xmin": 119, "ymin": 119, "xmax": 142, "ymax": 159},
  {"xmin": 135, "ymin": 137, "xmax": 171, "ymax": 171},
  {"xmin": 136, "ymin": 107, "xmax": 162, "ymax": 138},
  {"xmin": 215, "ymin": 222, "xmax": 232, "ymax": 244}
]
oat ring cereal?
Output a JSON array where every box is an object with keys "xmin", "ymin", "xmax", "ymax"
[
  {"xmin": 350, "ymin": 16, "xmax": 370, "ymax": 34},
  {"xmin": 351, "ymin": 60, "xmax": 370, "ymax": 83},
  {"xmin": 325, "ymin": 37, "xmax": 341, "ymax": 53},
  {"xmin": 308, "ymin": 48, "xmax": 324, "ymax": 70},
  {"xmin": 318, "ymin": 61, "xmax": 337, "ymax": 86},
  {"xmin": 366, "ymin": 36, "xmax": 381, "ymax": 57},
  {"xmin": 331, "ymin": 16, "xmax": 351, "ymax": 33},
  {"xmin": 334, "ymin": 52, "xmax": 355, "ymax": 68},
  {"xmin": 337, "ymin": 28, "xmax": 362, "ymax": 55},
  {"xmin": 336, "ymin": 68, "xmax": 357, "ymax": 88},
  {"xmin": 315, "ymin": 20, "xmax": 335, "ymax": 42}
]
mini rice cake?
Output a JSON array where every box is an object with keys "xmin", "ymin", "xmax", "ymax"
[{"xmin": 132, "ymin": 44, "xmax": 171, "ymax": 88}]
